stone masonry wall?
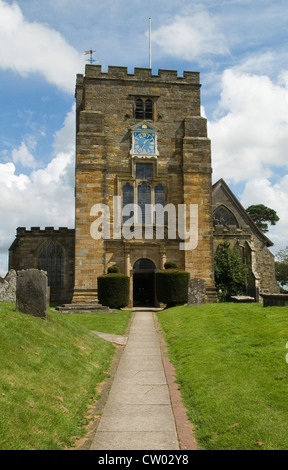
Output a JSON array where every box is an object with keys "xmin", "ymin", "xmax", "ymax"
[
  {"xmin": 0, "ymin": 270, "xmax": 16, "ymax": 302},
  {"xmin": 9, "ymin": 227, "xmax": 75, "ymax": 303}
]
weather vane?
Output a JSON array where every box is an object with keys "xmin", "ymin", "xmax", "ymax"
[{"xmin": 85, "ymin": 50, "xmax": 98, "ymax": 64}]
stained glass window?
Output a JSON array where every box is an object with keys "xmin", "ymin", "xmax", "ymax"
[
  {"xmin": 38, "ymin": 241, "xmax": 64, "ymax": 287},
  {"xmin": 213, "ymin": 206, "xmax": 238, "ymax": 227},
  {"xmin": 155, "ymin": 184, "xmax": 165, "ymax": 206},
  {"xmin": 138, "ymin": 182, "xmax": 151, "ymax": 223},
  {"xmin": 136, "ymin": 163, "xmax": 153, "ymax": 180},
  {"xmin": 122, "ymin": 183, "xmax": 134, "ymax": 223}
]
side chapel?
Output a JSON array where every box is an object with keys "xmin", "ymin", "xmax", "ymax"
[{"xmin": 8, "ymin": 65, "xmax": 279, "ymax": 305}]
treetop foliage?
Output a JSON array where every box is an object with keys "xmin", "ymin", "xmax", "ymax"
[{"xmin": 246, "ymin": 204, "xmax": 279, "ymax": 233}]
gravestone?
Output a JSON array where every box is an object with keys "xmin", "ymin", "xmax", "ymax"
[
  {"xmin": 261, "ymin": 293, "xmax": 288, "ymax": 307},
  {"xmin": 188, "ymin": 278, "xmax": 206, "ymax": 306},
  {"xmin": 0, "ymin": 270, "xmax": 16, "ymax": 302},
  {"xmin": 16, "ymin": 269, "xmax": 48, "ymax": 319}
]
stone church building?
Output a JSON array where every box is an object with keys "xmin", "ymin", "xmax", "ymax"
[{"xmin": 8, "ymin": 65, "xmax": 279, "ymax": 305}]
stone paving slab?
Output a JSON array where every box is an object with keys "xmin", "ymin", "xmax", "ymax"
[
  {"xmin": 112, "ymin": 369, "xmax": 168, "ymax": 386},
  {"xmin": 107, "ymin": 383, "xmax": 171, "ymax": 405},
  {"xmin": 92, "ymin": 331, "xmax": 128, "ymax": 345},
  {"xmin": 90, "ymin": 431, "xmax": 179, "ymax": 451},
  {"xmin": 96, "ymin": 404, "xmax": 177, "ymax": 433}
]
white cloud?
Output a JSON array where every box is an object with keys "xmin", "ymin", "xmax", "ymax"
[
  {"xmin": 0, "ymin": 162, "xmax": 29, "ymax": 190},
  {"xmin": 151, "ymin": 11, "xmax": 229, "ymax": 62},
  {"xmin": 0, "ymin": 0, "xmax": 84, "ymax": 93},
  {"xmin": 209, "ymin": 69, "xmax": 288, "ymax": 184},
  {"xmin": 208, "ymin": 67, "xmax": 288, "ymax": 253},
  {"xmin": 12, "ymin": 141, "xmax": 36, "ymax": 168},
  {"xmin": 240, "ymin": 177, "xmax": 288, "ymax": 254},
  {"xmin": 53, "ymin": 104, "xmax": 76, "ymax": 156},
  {"xmin": 0, "ymin": 104, "xmax": 76, "ymax": 273}
]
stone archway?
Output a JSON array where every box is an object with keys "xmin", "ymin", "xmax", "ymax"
[{"xmin": 133, "ymin": 258, "xmax": 156, "ymax": 307}]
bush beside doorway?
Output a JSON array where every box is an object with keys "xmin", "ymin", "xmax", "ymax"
[{"xmin": 97, "ymin": 273, "xmax": 130, "ymax": 309}]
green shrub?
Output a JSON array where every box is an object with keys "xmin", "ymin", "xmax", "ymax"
[
  {"xmin": 214, "ymin": 241, "xmax": 248, "ymax": 302},
  {"xmin": 107, "ymin": 265, "xmax": 120, "ymax": 273},
  {"xmin": 156, "ymin": 270, "xmax": 190, "ymax": 307},
  {"xmin": 98, "ymin": 273, "xmax": 130, "ymax": 309},
  {"xmin": 164, "ymin": 261, "xmax": 178, "ymax": 269}
]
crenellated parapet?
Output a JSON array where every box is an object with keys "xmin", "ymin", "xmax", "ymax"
[
  {"xmin": 77, "ymin": 65, "xmax": 200, "ymax": 85},
  {"xmin": 16, "ymin": 227, "xmax": 74, "ymax": 237}
]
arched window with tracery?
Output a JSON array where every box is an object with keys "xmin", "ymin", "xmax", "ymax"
[
  {"xmin": 213, "ymin": 205, "xmax": 239, "ymax": 227},
  {"xmin": 38, "ymin": 241, "xmax": 64, "ymax": 287},
  {"xmin": 122, "ymin": 182, "xmax": 134, "ymax": 223},
  {"xmin": 155, "ymin": 184, "xmax": 165, "ymax": 206},
  {"xmin": 138, "ymin": 182, "xmax": 151, "ymax": 223}
]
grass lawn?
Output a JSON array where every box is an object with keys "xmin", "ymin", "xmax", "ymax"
[
  {"xmin": 0, "ymin": 303, "xmax": 131, "ymax": 450},
  {"xmin": 70, "ymin": 309, "xmax": 131, "ymax": 335},
  {"xmin": 157, "ymin": 302, "xmax": 288, "ymax": 450}
]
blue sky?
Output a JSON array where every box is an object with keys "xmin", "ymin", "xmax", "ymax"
[{"xmin": 1, "ymin": 0, "xmax": 288, "ymax": 274}]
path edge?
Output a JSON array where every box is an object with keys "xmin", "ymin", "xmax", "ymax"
[{"xmin": 154, "ymin": 313, "xmax": 199, "ymax": 451}]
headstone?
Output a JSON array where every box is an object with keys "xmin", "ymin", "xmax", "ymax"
[
  {"xmin": 188, "ymin": 278, "xmax": 206, "ymax": 306},
  {"xmin": 0, "ymin": 270, "xmax": 17, "ymax": 302},
  {"xmin": 16, "ymin": 269, "xmax": 48, "ymax": 319},
  {"xmin": 261, "ymin": 293, "xmax": 288, "ymax": 307}
]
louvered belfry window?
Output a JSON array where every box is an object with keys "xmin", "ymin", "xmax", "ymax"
[{"xmin": 135, "ymin": 99, "xmax": 153, "ymax": 119}]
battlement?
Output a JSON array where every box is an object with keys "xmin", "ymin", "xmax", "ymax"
[
  {"xmin": 16, "ymin": 227, "xmax": 75, "ymax": 237},
  {"xmin": 80, "ymin": 64, "xmax": 200, "ymax": 84}
]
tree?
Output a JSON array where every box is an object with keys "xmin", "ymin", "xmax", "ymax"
[
  {"xmin": 214, "ymin": 241, "xmax": 248, "ymax": 302},
  {"xmin": 275, "ymin": 247, "xmax": 288, "ymax": 291},
  {"xmin": 246, "ymin": 204, "xmax": 279, "ymax": 233}
]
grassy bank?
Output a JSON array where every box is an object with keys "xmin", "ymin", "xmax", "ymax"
[
  {"xmin": 157, "ymin": 302, "xmax": 288, "ymax": 450},
  {"xmin": 0, "ymin": 303, "xmax": 131, "ymax": 450}
]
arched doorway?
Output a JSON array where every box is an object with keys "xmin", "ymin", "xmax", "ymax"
[{"xmin": 133, "ymin": 258, "xmax": 156, "ymax": 307}]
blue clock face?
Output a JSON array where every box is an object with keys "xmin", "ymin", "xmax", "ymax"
[{"xmin": 133, "ymin": 132, "xmax": 155, "ymax": 154}]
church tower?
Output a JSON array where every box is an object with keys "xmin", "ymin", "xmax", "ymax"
[{"xmin": 72, "ymin": 65, "xmax": 216, "ymax": 305}]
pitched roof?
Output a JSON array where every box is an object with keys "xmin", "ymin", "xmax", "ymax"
[{"xmin": 212, "ymin": 179, "xmax": 274, "ymax": 247}]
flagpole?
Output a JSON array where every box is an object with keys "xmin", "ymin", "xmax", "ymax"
[{"xmin": 149, "ymin": 17, "xmax": 152, "ymax": 69}]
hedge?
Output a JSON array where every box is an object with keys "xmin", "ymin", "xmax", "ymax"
[
  {"xmin": 98, "ymin": 273, "xmax": 130, "ymax": 309},
  {"xmin": 156, "ymin": 270, "xmax": 190, "ymax": 307}
]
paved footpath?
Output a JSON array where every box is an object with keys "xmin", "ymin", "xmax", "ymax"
[{"xmin": 90, "ymin": 309, "xmax": 180, "ymax": 450}]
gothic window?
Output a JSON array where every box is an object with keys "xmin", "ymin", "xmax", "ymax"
[
  {"xmin": 144, "ymin": 99, "xmax": 153, "ymax": 119},
  {"xmin": 135, "ymin": 99, "xmax": 153, "ymax": 120},
  {"xmin": 136, "ymin": 163, "xmax": 153, "ymax": 180},
  {"xmin": 38, "ymin": 241, "xmax": 64, "ymax": 287},
  {"xmin": 138, "ymin": 182, "xmax": 151, "ymax": 223},
  {"xmin": 122, "ymin": 182, "xmax": 134, "ymax": 223},
  {"xmin": 135, "ymin": 99, "xmax": 144, "ymax": 119},
  {"xmin": 155, "ymin": 183, "xmax": 165, "ymax": 206},
  {"xmin": 213, "ymin": 206, "xmax": 238, "ymax": 227}
]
